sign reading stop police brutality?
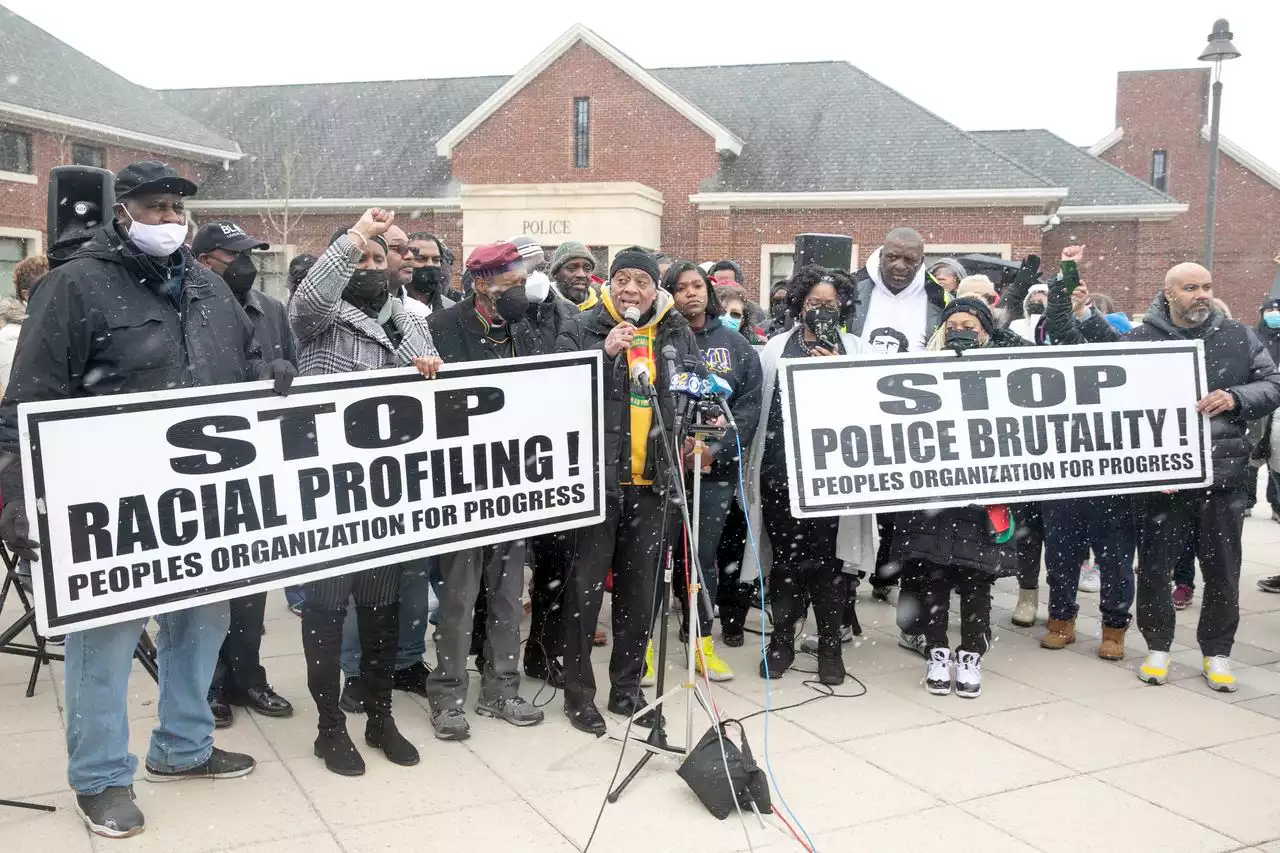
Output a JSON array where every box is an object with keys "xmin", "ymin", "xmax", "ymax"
[
  {"xmin": 778, "ymin": 342, "xmax": 1212, "ymax": 517},
  {"xmin": 20, "ymin": 352, "xmax": 604, "ymax": 634}
]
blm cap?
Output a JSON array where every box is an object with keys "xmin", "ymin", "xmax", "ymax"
[
  {"xmin": 191, "ymin": 221, "xmax": 269, "ymax": 256},
  {"xmin": 114, "ymin": 160, "xmax": 198, "ymax": 199}
]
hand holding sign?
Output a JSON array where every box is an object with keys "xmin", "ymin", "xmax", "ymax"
[
  {"xmin": 1196, "ymin": 389, "xmax": 1237, "ymax": 417},
  {"xmin": 413, "ymin": 356, "xmax": 444, "ymax": 380}
]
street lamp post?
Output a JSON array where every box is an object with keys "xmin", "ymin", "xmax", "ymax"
[{"xmin": 1198, "ymin": 19, "xmax": 1241, "ymax": 270}]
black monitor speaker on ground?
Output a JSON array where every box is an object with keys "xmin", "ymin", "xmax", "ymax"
[
  {"xmin": 47, "ymin": 166, "xmax": 114, "ymax": 269},
  {"xmin": 794, "ymin": 233, "xmax": 854, "ymax": 274}
]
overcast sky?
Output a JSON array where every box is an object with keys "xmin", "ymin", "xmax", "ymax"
[{"xmin": 8, "ymin": 0, "xmax": 1279, "ymax": 172}]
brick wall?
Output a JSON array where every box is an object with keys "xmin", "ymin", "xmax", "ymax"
[
  {"xmin": 450, "ymin": 41, "xmax": 721, "ymax": 263},
  {"xmin": 1040, "ymin": 220, "xmax": 1186, "ymax": 315},
  {"xmin": 1101, "ymin": 68, "xmax": 1280, "ymax": 315},
  {"xmin": 695, "ymin": 207, "xmax": 1046, "ymax": 302},
  {"xmin": 0, "ymin": 124, "xmax": 204, "ymax": 235}
]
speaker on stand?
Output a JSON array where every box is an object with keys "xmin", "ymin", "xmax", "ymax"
[
  {"xmin": 47, "ymin": 166, "xmax": 115, "ymax": 269},
  {"xmin": 793, "ymin": 233, "xmax": 854, "ymax": 273}
]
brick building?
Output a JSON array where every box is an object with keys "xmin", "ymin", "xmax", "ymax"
[{"xmin": 3, "ymin": 12, "xmax": 1278, "ymax": 312}]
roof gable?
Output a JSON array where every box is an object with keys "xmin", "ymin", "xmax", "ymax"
[
  {"xmin": 0, "ymin": 6, "xmax": 239, "ymax": 160},
  {"xmin": 435, "ymin": 24, "xmax": 742, "ymax": 159}
]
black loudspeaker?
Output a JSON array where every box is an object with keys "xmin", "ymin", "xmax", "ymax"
[
  {"xmin": 47, "ymin": 166, "xmax": 115, "ymax": 268},
  {"xmin": 793, "ymin": 233, "xmax": 854, "ymax": 274}
]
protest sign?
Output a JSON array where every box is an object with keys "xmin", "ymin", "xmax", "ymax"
[
  {"xmin": 778, "ymin": 342, "xmax": 1211, "ymax": 517},
  {"xmin": 20, "ymin": 352, "xmax": 604, "ymax": 633}
]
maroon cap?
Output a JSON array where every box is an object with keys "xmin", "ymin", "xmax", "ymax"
[{"xmin": 465, "ymin": 241, "xmax": 523, "ymax": 276}]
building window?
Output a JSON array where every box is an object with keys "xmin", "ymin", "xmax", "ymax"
[
  {"xmin": 573, "ymin": 97, "xmax": 590, "ymax": 168},
  {"xmin": 1150, "ymin": 150, "xmax": 1168, "ymax": 192},
  {"xmin": 0, "ymin": 236, "xmax": 28, "ymax": 287},
  {"xmin": 0, "ymin": 130, "xmax": 32, "ymax": 174},
  {"xmin": 72, "ymin": 143, "xmax": 105, "ymax": 168},
  {"xmin": 768, "ymin": 252, "xmax": 794, "ymax": 287},
  {"xmin": 251, "ymin": 247, "xmax": 292, "ymax": 303}
]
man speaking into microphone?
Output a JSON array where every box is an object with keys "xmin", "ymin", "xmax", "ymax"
[{"xmin": 555, "ymin": 247, "xmax": 700, "ymax": 735}]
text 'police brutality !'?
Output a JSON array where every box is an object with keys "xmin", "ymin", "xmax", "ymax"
[
  {"xmin": 778, "ymin": 342, "xmax": 1212, "ymax": 518},
  {"xmin": 20, "ymin": 352, "xmax": 604, "ymax": 633}
]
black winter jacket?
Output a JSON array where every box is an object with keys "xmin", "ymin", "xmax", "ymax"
[
  {"xmin": 527, "ymin": 292, "xmax": 579, "ymax": 356},
  {"xmin": 427, "ymin": 295, "xmax": 545, "ymax": 363},
  {"xmin": 691, "ymin": 316, "xmax": 763, "ymax": 481},
  {"xmin": 555, "ymin": 295, "xmax": 700, "ymax": 494},
  {"xmin": 888, "ymin": 328, "xmax": 1026, "ymax": 575},
  {"xmin": 1045, "ymin": 275, "xmax": 1121, "ymax": 345},
  {"xmin": 0, "ymin": 223, "xmax": 264, "ymax": 500},
  {"xmin": 1124, "ymin": 295, "xmax": 1280, "ymax": 490}
]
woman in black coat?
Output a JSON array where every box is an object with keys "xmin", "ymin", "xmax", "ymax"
[{"xmin": 890, "ymin": 298, "xmax": 1025, "ymax": 700}]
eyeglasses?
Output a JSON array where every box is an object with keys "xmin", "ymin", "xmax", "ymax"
[
  {"xmin": 387, "ymin": 244, "xmax": 412, "ymax": 257},
  {"xmin": 802, "ymin": 298, "xmax": 839, "ymax": 311},
  {"xmin": 406, "ymin": 246, "xmax": 440, "ymax": 260}
]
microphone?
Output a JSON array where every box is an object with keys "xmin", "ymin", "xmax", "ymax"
[
  {"xmin": 703, "ymin": 373, "xmax": 738, "ymax": 430},
  {"xmin": 622, "ymin": 307, "xmax": 652, "ymax": 393},
  {"xmin": 623, "ymin": 306, "xmax": 642, "ymax": 325}
]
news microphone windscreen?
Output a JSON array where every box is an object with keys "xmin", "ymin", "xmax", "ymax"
[
  {"xmin": 706, "ymin": 374, "xmax": 734, "ymax": 399},
  {"xmin": 623, "ymin": 307, "xmax": 641, "ymax": 324}
]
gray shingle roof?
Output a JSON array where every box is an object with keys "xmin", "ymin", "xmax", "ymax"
[
  {"xmin": 651, "ymin": 62, "xmax": 1054, "ymax": 192},
  {"xmin": 161, "ymin": 76, "xmax": 506, "ymax": 199},
  {"xmin": 971, "ymin": 129, "xmax": 1179, "ymax": 206},
  {"xmin": 0, "ymin": 6, "xmax": 238, "ymax": 156}
]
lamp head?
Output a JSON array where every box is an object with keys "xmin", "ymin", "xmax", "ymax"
[{"xmin": 1199, "ymin": 19, "xmax": 1241, "ymax": 63}]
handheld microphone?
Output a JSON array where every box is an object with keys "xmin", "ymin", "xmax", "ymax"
[
  {"xmin": 703, "ymin": 373, "xmax": 738, "ymax": 430},
  {"xmin": 623, "ymin": 306, "xmax": 642, "ymax": 325}
]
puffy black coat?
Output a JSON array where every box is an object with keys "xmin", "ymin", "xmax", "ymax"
[
  {"xmin": 555, "ymin": 294, "xmax": 700, "ymax": 494},
  {"xmin": 526, "ymin": 292, "xmax": 579, "ymax": 356},
  {"xmin": 691, "ymin": 316, "xmax": 763, "ymax": 481},
  {"xmin": 427, "ymin": 294, "xmax": 546, "ymax": 363},
  {"xmin": 0, "ymin": 223, "xmax": 263, "ymax": 500},
  {"xmin": 1125, "ymin": 295, "xmax": 1280, "ymax": 491}
]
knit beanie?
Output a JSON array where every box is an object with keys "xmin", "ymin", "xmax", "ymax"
[
  {"xmin": 550, "ymin": 240, "xmax": 596, "ymax": 276},
  {"xmin": 929, "ymin": 258, "xmax": 967, "ymax": 281},
  {"xmin": 940, "ymin": 296, "xmax": 996, "ymax": 336},
  {"xmin": 609, "ymin": 246, "xmax": 661, "ymax": 286}
]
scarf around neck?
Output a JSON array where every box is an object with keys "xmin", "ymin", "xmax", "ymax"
[{"xmin": 602, "ymin": 287, "xmax": 674, "ymax": 485}]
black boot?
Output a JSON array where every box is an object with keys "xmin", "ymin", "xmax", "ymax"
[
  {"xmin": 357, "ymin": 605, "xmax": 420, "ymax": 767},
  {"xmin": 817, "ymin": 637, "xmax": 847, "ymax": 686},
  {"xmin": 760, "ymin": 575, "xmax": 799, "ymax": 679},
  {"xmin": 302, "ymin": 608, "xmax": 365, "ymax": 776}
]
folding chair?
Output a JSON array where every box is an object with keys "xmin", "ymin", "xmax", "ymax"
[{"xmin": 0, "ymin": 543, "xmax": 158, "ymax": 696}]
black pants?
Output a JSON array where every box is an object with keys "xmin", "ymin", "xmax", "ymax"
[
  {"xmin": 304, "ymin": 565, "xmax": 401, "ymax": 609},
  {"xmin": 527, "ymin": 531, "xmax": 574, "ymax": 665},
  {"xmin": 1015, "ymin": 502, "xmax": 1044, "ymax": 591},
  {"xmin": 899, "ymin": 559, "xmax": 992, "ymax": 654},
  {"xmin": 872, "ymin": 513, "xmax": 899, "ymax": 588},
  {"xmin": 762, "ymin": 475, "xmax": 846, "ymax": 643},
  {"xmin": 1136, "ymin": 488, "xmax": 1246, "ymax": 657},
  {"xmin": 562, "ymin": 486, "xmax": 668, "ymax": 708},
  {"xmin": 211, "ymin": 592, "xmax": 268, "ymax": 697},
  {"xmin": 714, "ymin": 495, "xmax": 753, "ymax": 636}
]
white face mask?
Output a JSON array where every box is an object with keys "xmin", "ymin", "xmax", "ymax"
[
  {"xmin": 525, "ymin": 270, "xmax": 551, "ymax": 303},
  {"xmin": 119, "ymin": 206, "xmax": 187, "ymax": 258}
]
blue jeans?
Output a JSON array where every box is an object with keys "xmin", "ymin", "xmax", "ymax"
[
  {"xmin": 1043, "ymin": 496, "xmax": 1135, "ymax": 629},
  {"xmin": 65, "ymin": 601, "xmax": 230, "ymax": 794},
  {"xmin": 341, "ymin": 557, "xmax": 436, "ymax": 676},
  {"xmin": 284, "ymin": 585, "xmax": 306, "ymax": 610}
]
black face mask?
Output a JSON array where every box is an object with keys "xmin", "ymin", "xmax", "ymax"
[
  {"xmin": 770, "ymin": 298, "xmax": 788, "ymax": 319},
  {"xmin": 410, "ymin": 265, "xmax": 441, "ymax": 297},
  {"xmin": 1027, "ymin": 301, "xmax": 1046, "ymax": 316},
  {"xmin": 803, "ymin": 307, "xmax": 841, "ymax": 349},
  {"xmin": 343, "ymin": 268, "xmax": 389, "ymax": 308},
  {"xmin": 945, "ymin": 328, "xmax": 982, "ymax": 353},
  {"xmin": 221, "ymin": 254, "xmax": 258, "ymax": 300},
  {"xmin": 494, "ymin": 285, "xmax": 530, "ymax": 325}
]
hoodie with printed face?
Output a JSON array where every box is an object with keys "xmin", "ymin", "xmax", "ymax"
[{"xmin": 852, "ymin": 245, "xmax": 940, "ymax": 353}]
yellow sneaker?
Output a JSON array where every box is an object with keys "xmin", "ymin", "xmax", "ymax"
[
  {"xmin": 695, "ymin": 636, "xmax": 735, "ymax": 682},
  {"xmin": 1138, "ymin": 651, "xmax": 1170, "ymax": 685},
  {"xmin": 1203, "ymin": 656, "xmax": 1238, "ymax": 693},
  {"xmin": 641, "ymin": 641, "xmax": 656, "ymax": 687}
]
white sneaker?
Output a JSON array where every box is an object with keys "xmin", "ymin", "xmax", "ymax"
[
  {"xmin": 954, "ymin": 650, "xmax": 982, "ymax": 698},
  {"xmin": 1138, "ymin": 651, "xmax": 1171, "ymax": 685},
  {"xmin": 800, "ymin": 625, "xmax": 853, "ymax": 653},
  {"xmin": 1078, "ymin": 562, "xmax": 1101, "ymax": 593},
  {"xmin": 925, "ymin": 648, "xmax": 953, "ymax": 695},
  {"xmin": 1012, "ymin": 588, "xmax": 1038, "ymax": 627},
  {"xmin": 1202, "ymin": 656, "xmax": 1238, "ymax": 693}
]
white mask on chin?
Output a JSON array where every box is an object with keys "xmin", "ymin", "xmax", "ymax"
[
  {"xmin": 119, "ymin": 206, "xmax": 187, "ymax": 258},
  {"xmin": 525, "ymin": 270, "xmax": 552, "ymax": 303}
]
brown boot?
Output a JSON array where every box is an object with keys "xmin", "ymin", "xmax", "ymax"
[
  {"xmin": 1098, "ymin": 625, "xmax": 1127, "ymax": 661},
  {"xmin": 1040, "ymin": 618, "xmax": 1076, "ymax": 650}
]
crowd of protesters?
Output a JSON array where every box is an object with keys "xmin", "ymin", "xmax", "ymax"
[{"xmin": 2, "ymin": 160, "xmax": 1279, "ymax": 840}]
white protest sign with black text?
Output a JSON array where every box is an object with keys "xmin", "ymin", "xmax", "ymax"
[
  {"xmin": 778, "ymin": 342, "xmax": 1211, "ymax": 517},
  {"xmin": 21, "ymin": 351, "xmax": 604, "ymax": 634}
]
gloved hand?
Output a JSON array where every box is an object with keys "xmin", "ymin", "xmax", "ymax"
[
  {"xmin": 0, "ymin": 498, "xmax": 40, "ymax": 562},
  {"xmin": 1014, "ymin": 254, "xmax": 1041, "ymax": 288},
  {"xmin": 261, "ymin": 359, "xmax": 297, "ymax": 396}
]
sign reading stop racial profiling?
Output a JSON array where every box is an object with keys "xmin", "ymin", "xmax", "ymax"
[
  {"xmin": 778, "ymin": 342, "xmax": 1212, "ymax": 517},
  {"xmin": 21, "ymin": 352, "xmax": 604, "ymax": 633}
]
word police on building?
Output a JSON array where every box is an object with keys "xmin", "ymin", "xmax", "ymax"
[
  {"xmin": 21, "ymin": 353, "xmax": 604, "ymax": 633},
  {"xmin": 779, "ymin": 343, "xmax": 1212, "ymax": 517}
]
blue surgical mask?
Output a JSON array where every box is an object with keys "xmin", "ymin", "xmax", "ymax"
[
  {"xmin": 1265, "ymin": 312, "xmax": 1280, "ymax": 329},
  {"xmin": 721, "ymin": 315, "xmax": 742, "ymax": 332}
]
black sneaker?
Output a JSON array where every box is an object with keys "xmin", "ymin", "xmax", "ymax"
[
  {"xmin": 607, "ymin": 693, "xmax": 664, "ymax": 729},
  {"xmin": 75, "ymin": 785, "xmax": 145, "ymax": 838},
  {"xmin": 1259, "ymin": 576, "xmax": 1280, "ymax": 594},
  {"xmin": 722, "ymin": 630, "xmax": 745, "ymax": 648},
  {"xmin": 393, "ymin": 661, "xmax": 431, "ymax": 696},
  {"xmin": 209, "ymin": 688, "xmax": 233, "ymax": 729},
  {"xmin": 339, "ymin": 676, "xmax": 368, "ymax": 714},
  {"xmin": 144, "ymin": 747, "xmax": 256, "ymax": 782},
  {"xmin": 565, "ymin": 702, "xmax": 606, "ymax": 736}
]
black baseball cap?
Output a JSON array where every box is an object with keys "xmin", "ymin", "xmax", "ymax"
[
  {"xmin": 191, "ymin": 221, "xmax": 269, "ymax": 256},
  {"xmin": 114, "ymin": 160, "xmax": 198, "ymax": 200}
]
